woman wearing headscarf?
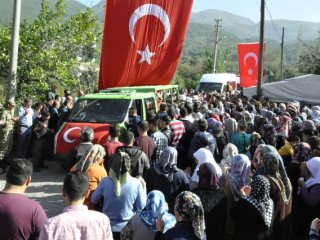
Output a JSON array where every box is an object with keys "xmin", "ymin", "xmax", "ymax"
[
  {"xmin": 276, "ymin": 114, "xmax": 292, "ymax": 149},
  {"xmin": 263, "ymin": 152, "xmax": 293, "ymax": 240},
  {"xmin": 224, "ymin": 117, "xmax": 238, "ymax": 143},
  {"xmin": 155, "ymin": 191, "xmax": 206, "ymax": 240},
  {"xmin": 247, "ymin": 132, "xmax": 265, "ymax": 161},
  {"xmin": 70, "ymin": 144, "xmax": 107, "ymax": 210},
  {"xmin": 193, "ymin": 163, "xmax": 227, "ymax": 240},
  {"xmin": 219, "ymin": 154, "xmax": 252, "ymax": 239},
  {"xmin": 220, "ymin": 143, "xmax": 239, "ymax": 173},
  {"xmin": 190, "ymin": 148, "xmax": 222, "ymax": 189},
  {"xmin": 252, "ymin": 145, "xmax": 279, "ymax": 177},
  {"xmin": 144, "ymin": 147, "xmax": 190, "ymax": 213},
  {"xmin": 262, "ymin": 124, "xmax": 277, "ymax": 147},
  {"xmin": 294, "ymin": 157, "xmax": 320, "ymax": 239},
  {"xmin": 91, "ymin": 150, "xmax": 146, "ymax": 240},
  {"xmin": 286, "ymin": 142, "xmax": 312, "ymax": 210},
  {"xmin": 230, "ymin": 175, "xmax": 274, "ymax": 240},
  {"xmin": 120, "ymin": 190, "xmax": 176, "ymax": 240}
]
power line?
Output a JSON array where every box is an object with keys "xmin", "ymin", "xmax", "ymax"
[{"xmin": 265, "ymin": 2, "xmax": 282, "ymax": 42}]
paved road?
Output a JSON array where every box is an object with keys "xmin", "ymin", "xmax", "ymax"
[{"xmin": 0, "ymin": 161, "xmax": 66, "ymax": 218}]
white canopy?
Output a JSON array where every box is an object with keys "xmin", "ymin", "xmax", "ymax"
[{"xmin": 243, "ymin": 74, "xmax": 320, "ymax": 104}]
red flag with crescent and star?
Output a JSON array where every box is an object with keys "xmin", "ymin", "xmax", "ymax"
[
  {"xmin": 98, "ymin": 0, "xmax": 194, "ymax": 90},
  {"xmin": 237, "ymin": 42, "xmax": 266, "ymax": 88}
]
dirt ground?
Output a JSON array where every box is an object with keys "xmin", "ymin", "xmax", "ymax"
[{"xmin": 0, "ymin": 160, "xmax": 66, "ymax": 218}]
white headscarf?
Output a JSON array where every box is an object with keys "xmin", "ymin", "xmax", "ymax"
[
  {"xmin": 220, "ymin": 143, "xmax": 239, "ymax": 173},
  {"xmin": 305, "ymin": 157, "xmax": 320, "ymax": 188},
  {"xmin": 192, "ymin": 148, "xmax": 222, "ymax": 182}
]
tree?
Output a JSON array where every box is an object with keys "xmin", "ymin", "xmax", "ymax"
[{"xmin": 0, "ymin": 0, "xmax": 101, "ymax": 102}]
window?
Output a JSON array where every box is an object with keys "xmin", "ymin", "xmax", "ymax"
[
  {"xmin": 144, "ymin": 97, "xmax": 155, "ymax": 112},
  {"xmin": 68, "ymin": 99, "xmax": 130, "ymax": 123}
]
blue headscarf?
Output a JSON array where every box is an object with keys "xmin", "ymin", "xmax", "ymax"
[{"xmin": 140, "ymin": 190, "xmax": 176, "ymax": 232}]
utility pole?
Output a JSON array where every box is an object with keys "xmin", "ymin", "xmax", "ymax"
[
  {"xmin": 280, "ymin": 27, "xmax": 285, "ymax": 80},
  {"xmin": 257, "ymin": 0, "xmax": 265, "ymax": 97},
  {"xmin": 7, "ymin": 0, "xmax": 22, "ymax": 101},
  {"xmin": 212, "ymin": 19, "xmax": 222, "ymax": 73}
]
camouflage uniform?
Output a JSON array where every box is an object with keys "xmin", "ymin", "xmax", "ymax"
[{"xmin": 0, "ymin": 108, "xmax": 15, "ymax": 161}]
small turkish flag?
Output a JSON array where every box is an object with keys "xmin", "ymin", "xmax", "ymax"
[
  {"xmin": 98, "ymin": 0, "xmax": 194, "ymax": 90},
  {"xmin": 237, "ymin": 42, "xmax": 266, "ymax": 88}
]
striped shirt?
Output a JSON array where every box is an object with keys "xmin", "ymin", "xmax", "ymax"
[{"xmin": 169, "ymin": 120, "xmax": 185, "ymax": 146}]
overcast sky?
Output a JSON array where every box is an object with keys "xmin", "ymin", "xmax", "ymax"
[{"xmin": 77, "ymin": 0, "xmax": 320, "ymax": 23}]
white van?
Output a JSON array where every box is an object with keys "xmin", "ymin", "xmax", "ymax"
[{"xmin": 196, "ymin": 73, "xmax": 237, "ymax": 93}]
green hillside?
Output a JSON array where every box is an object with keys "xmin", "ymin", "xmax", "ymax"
[{"xmin": 0, "ymin": 0, "xmax": 87, "ymax": 25}]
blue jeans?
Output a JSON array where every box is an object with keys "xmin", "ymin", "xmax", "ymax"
[{"xmin": 17, "ymin": 126, "xmax": 32, "ymax": 158}]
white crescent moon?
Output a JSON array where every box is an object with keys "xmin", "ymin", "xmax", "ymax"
[
  {"xmin": 129, "ymin": 4, "xmax": 171, "ymax": 47},
  {"xmin": 244, "ymin": 52, "xmax": 258, "ymax": 67},
  {"xmin": 63, "ymin": 127, "xmax": 81, "ymax": 143}
]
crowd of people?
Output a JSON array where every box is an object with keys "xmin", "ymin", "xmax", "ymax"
[
  {"xmin": 1, "ymin": 87, "xmax": 320, "ymax": 240},
  {"xmin": 0, "ymin": 85, "xmax": 83, "ymax": 172}
]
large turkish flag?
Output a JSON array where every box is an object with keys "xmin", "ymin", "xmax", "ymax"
[
  {"xmin": 98, "ymin": 0, "xmax": 194, "ymax": 90},
  {"xmin": 238, "ymin": 42, "xmax": 266, "ymax": 88}
]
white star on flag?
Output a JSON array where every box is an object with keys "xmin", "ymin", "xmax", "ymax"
[
  {"xmin": 248, "ymin": 68, "xmax": 253, "ymax": 75},
  {"xmin": 137, "ymin": 45, "xmax": 155, "ymax": 65}
]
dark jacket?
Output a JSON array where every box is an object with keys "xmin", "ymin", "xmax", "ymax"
[
  {"xmin": 145, "ymin": 167, "xmax": 190, "ymax": 214},
  {"xmin": 107, "ymin": 146, "xmax": 150, "ymax": 177},
  {"xmin": 193, "ymin": 187, "xmax": 227, "ymax": 240},
  {"xmin": 188, "ymin": 131, "xmax": 217, "ymax": 165},
  {"xmin": 154, "ymin": 221, "xmax": 200, "ymax": 240},
  {"xmin": 177, "ymin": 128, "xmax": 196, "ymax": 169},
  {"xmin": 230, "ymin": 198, "xmax": 268, "ymax": 240}
]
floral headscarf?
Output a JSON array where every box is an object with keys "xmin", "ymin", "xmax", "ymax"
[
  {"xmin": 192, "ymin": 148, "xmax": 222, "ymax": 182},
  {"xmin": 140, "ymin": 190, "xmax": 176, "ymax": 232},
  {"xmin": 222, "ymin": 143, "xmax": 239, "ymax": 165},
  {"xmin": 109, "ymin": 149, "xmax": 131, "ymax": 197},
  {"xmin": 155, "ymin": 147, "xmax": 178, "ymax": 182},
  {"xmin": 229, "ymin": 154, "xmax": 251, "ymax": 201},
  {"xmin": 293, "ymin": 142, "xmax": 312, "ymax": 163},
  {"xmin": 175, "ymin": 191, "xmax": 206, "ymax": 240},
  {"xmin": 72, "ymin": 144, "xmax": 105, "ymax": 173},
  {"xmin": 253, "ymin": 144, "xmax": 266, "ymax": 165},
  {"xmin": 243, "ymin": 175, "xmax": 273, "ymax": 228},
  {"xmin": 263, "ymin": 152, "xmax": 292, "ymax": 204}
]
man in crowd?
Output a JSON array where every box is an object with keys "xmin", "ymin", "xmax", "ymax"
[
  {"xmin": 17, "ymin": 98, "xmax": 35, "ymax": 158},
  {"xmin": 159, "ymin": 115, "xmax": 173, "ymax": 146},
  {"xmin": 0, "ymin": 100, "xmax": 18, "ymax": 173},
  {"xmin": 39, "ymin": 171, "xmax": 113, "ymax": 240},
  {"xmin": 128, "ymin": 106, "xmax": 141, "ymax": 137},
  {"xmin": 188, "ymin": 119, "xmax": 217, "ymax": 167},
  {"xmin": 148, "ymin": 118, "xmax": 168, "ymax": 166},
  {"xmin": 168, "ymin": 109, "xmax": 185, "ymax": 147},
  {"xmin": 47, "ymin": 84, "xmax": 57, "ymax": 101},
  {"xmin": 135, "ymin": 120, "xmax": 156, "ymax": 160},
  {"xmin": 32, "ymin": 111, "xmax": 52, "ymax": 172},
  {"xmin": 65, "ymin": 127, "xmax": 94, "ymax": 171},
  {"xmin": 0, "ymin": 159, "xmax": 47, "ymax": 239},
  {"xmin": 179, "ymin": 107, "xmax": 193, "ymax": 131},
  {"xmin": 59, "ymin": 99, "xmax": 73, "ymax": 125},
  {"xmin": 107, "ymin": 131, "xmax": 149, "ymax": 177}
]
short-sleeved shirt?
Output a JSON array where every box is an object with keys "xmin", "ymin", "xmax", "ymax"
[
  {"xmin": 39, "ymin": 205, "xmax": 113, "ymax": 240},
  {"xmin": 0, "ymin": 192, "xmax": 47, "ymax": 240}
]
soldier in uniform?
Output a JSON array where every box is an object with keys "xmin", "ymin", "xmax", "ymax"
[{"xmin": 0, "ymin": 100, "xmax": 18, "ymax": 173}]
